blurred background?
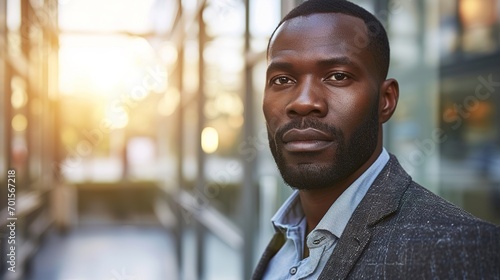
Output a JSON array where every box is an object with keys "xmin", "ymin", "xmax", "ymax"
[{"xmin": 0, "ymin": 0, "xmax": 499, "ymax": 279}]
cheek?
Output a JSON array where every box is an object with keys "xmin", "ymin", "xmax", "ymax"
[
  {"xmin": 330, "ymin": 92, "xmax": 377, "ymax": 133},
  {"xmin": 263, "ymin": 95, "xmax": 286, "ymax": 130}
]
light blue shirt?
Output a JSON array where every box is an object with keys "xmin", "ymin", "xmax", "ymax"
[{"xmin": 263, "ymin": 149, "xmax": 390, "ymax": 280}]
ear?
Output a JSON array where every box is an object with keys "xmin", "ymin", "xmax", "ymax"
[{"xmin": 378, "ymin": 78, "xmax": 399, "ymax": 124}]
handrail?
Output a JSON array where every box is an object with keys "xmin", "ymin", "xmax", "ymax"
[{"xmin": 162, "ymin": 187, "xmax": 244, "ymax": 251}]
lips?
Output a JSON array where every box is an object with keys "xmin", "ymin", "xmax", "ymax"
[{"xmin": 282, "ymin": 128, "xmax": 334, "ymax": 152}]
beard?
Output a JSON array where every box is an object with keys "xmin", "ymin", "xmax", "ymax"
[{"xmin": 267, "ymin": 104, "xmax": 379, "ymax": 190}]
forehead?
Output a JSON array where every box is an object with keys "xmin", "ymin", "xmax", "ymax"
[{"xmin": 268, "ymin": 13, "xmax": 371, "ymax": 64}]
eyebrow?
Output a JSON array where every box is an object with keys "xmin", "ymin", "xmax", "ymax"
[
  {"xmin": 266, "ymin": 56, "xmax": 360, "ymax": 76},
  {"xmin": 266, "ymin": 61, "xmax": 294, "ymax": 76},
  {"xmin": 316, "ymin": 56, "xmax": 357, "ymax": 68}
]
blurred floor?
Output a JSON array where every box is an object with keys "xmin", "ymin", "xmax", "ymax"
[
  {"xmin": 27, "ymin": 225, "xmax": 177, "ymax": 280},
  {"xmin": 27, "ymin": 225, "xmax": 242, "ymax": 280}
]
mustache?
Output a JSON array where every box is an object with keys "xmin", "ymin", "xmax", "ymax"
[{"xmin": 274, "ymin": 118, "xmax": 339, "ymax": 142}]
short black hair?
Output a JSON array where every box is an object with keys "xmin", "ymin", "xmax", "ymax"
[{"xmin": 268, "ymin": 0, "xmax": 390, "ymax": 80}]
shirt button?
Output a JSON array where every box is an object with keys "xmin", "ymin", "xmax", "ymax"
[
  {"xmin": 313, "ymin": 239, "xmax": 321, "ymax": 245},
  {"xmin": 289, "ymin": 267, "xmax": 297, "ymax": 275}
]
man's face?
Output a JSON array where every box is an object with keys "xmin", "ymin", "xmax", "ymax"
[{"xmin": 264, "ymin": 13, "xmax": 382, "ymax": 190}]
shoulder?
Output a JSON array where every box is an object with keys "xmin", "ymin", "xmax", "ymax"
[
  {"xmin": 369, "ymin": 154, "xmax": 495, "ymax": 231},
  {"xmin": 363, "ymin": 180, "xmax": 500, "ymax": 278},
  {"xmin": 353, "ymin": 155, "xmax": 500, "ymax": 278},
  {"xmin": 372, "ymin": 167, "xmax": 499, "ymax": 244},
  {"xmin": 399, "ymin": 180, "xmax": 497, "ymax": 232}
]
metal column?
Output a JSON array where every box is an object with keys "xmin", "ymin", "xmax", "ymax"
[
  {"xmin": 195, "ymin": 3, "xmax": 207, "ymax": 279},
  {"xmin": 174, "ymin": 0, "xmax": 185, "ymax": 277},
  {"xmin": 242, "ymin": 0, "xmax": 258, "ymax": 278}
]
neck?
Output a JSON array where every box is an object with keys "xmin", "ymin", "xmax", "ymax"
[
  {"xmin": 299, "ymin": 187, "xmax": 345, "ymax": 235},
  {"xmin": 299, "ymin": 145, "xmax": 383, "ymax": 235}
]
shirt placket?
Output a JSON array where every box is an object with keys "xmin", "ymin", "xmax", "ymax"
[
  {"xmin": 294, "ymin": 231, "xmax": 328, "ymax": 279},
  {"xmin": 285, "ymin": 225, "xmax": 304, "ymax": 279}
]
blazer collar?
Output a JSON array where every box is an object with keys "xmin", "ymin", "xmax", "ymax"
[
  {"xmin": 251, "ymin": 232, "xmax": 286, "ymax": 280},
  {"xmin": 319, "ymin": 154, "xmax": 412, "ymax": 279}
]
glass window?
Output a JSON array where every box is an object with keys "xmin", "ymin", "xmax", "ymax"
[
  {"xmin": 58, "ymin": 34, "xmax": 164, "ymax": 182},
  {"xmin": 438, "ymin": 0, "xmax": 500, "ymax": 225},
  {"xmin": 459, "ymin": 0, "xmax": 498, "ymax": 54},
  {"xmin": 439, "ymin": 0, "xmax": 459, "ymax": 61}
]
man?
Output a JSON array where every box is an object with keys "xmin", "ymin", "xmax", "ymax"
[{"xmin": 253, "ymin": 0, "xmax": 500, "ymax": 279}]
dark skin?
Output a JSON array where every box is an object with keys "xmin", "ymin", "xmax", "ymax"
[{"xmin": 264, "ymin": 13, "xmax": 399, "ymax": 258}]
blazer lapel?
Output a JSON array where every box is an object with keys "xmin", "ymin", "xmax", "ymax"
[
  {"xmin": 251, "ymin": 231, "xmax": 286, "ymax": 280},
  {"xmin": 319, "ymin": 155, "xmax": 412, "ymax": 280}
]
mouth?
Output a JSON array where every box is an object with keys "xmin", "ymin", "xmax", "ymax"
[{"xmin": 282, "ymin": 128, "xmax": 334, "ymax": 152}]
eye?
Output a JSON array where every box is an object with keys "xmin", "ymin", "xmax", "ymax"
[
  {"xmin": 326, "ymin": 73, "xmax": 348, "ymax": 81},
  {"xmin": 272, "ymin": 76, "xmax": 295, "ymax": 85}
]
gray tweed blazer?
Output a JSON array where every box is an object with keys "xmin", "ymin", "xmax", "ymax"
[{"xmin": 252, "ymin": 155, "xmax": 500, "ymax": 279}]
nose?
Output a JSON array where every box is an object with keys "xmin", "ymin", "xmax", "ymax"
[{"xmin": 285, "ymin": 78, "xmax": 327, "ymax": 118}]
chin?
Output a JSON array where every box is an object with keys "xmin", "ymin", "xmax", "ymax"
[{"xmin": 280, "ymin": 162, "xmax": 343, "ymax": 190}]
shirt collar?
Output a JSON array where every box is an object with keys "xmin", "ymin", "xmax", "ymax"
[
  {"xmin": 271, "ymin": 148, "xmax": 390, "ymax": 238},
  {"xmin": 315, "ymin": 148, "xmax": 390, "ymax": 238},
  {"xmin": 271, "ymin": 190, "xmax": 302, "ymax": 231}
]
